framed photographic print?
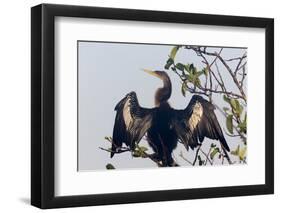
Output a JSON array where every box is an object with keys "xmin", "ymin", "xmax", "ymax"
[{"xmin": 31, "ymin": 3, "xmax": 274, "ymax": 209}]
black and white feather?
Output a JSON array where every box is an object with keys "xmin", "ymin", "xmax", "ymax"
[
  {"xmin": 111, "ymin": 92, "xmax": 154, "ymax": 157},
  {"xmin": 172, "ymin": 95, "xmax": 230, "ymax": 152}
]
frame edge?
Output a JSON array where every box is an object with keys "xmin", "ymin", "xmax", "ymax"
[
  {"xmin": 265, "ymin": 18, "xmax": 274, "ymax": 194},
  {"xmin": 31, "ymin": 3, "xmax": 275, "ymax": 209},
  {"xmin": 31, "ymin": 4, "xmax": 43, "ymax": 208}
]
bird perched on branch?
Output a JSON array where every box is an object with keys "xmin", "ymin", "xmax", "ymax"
[{"xmin": 111, "ymin": 69, "xmax": 230, "ymax": 166}]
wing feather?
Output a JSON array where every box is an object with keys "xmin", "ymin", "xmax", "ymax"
[
  {"xmin": 172, "ymin": 95, "xmax": 230, "ymax": 151},
  {"xmin": 111, "ymin": 92, "xmax": 154, "ymax": 157}
]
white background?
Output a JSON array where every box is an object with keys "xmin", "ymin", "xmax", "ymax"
[
  {"xmin": 55, "ymin": 18, "xmax": 264, "ymax": 196},
  {"xmin": 0, "ymin": 0, "xmax": 279, "ymax": 212}
]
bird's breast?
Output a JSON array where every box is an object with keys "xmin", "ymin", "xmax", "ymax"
[{"xmin": 151, "ymin": 107, "xmax": 173, "ymax": 131}]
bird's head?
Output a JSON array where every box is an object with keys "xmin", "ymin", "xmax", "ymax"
[
  {"xmin": 142, "ymin": 69, "xmax": 170, "ymax": 81},
  {"xmin": 143, "ymin": 69, "xmax": 172, "ymax": 106}
]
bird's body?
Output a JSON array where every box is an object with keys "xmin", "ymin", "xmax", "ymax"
[
  {"xmin": 147, "ymin": 103, "xmax": 178, "ymax": 166},
  {"xmin": 111, "ymin": 70, "xmax": 230, "ymax": 166}
]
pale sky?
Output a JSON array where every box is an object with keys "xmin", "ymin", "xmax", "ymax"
[{"xmin": 78, "ymin": 41, "xmax": 247, "ymax": 171}]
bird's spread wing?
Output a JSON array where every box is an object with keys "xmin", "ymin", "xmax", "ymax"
[
  {"xmin": 172, "ymin": 95, "xmax": 230, "ymax": 151},
  {"xmin": 111, "ymin": 92, "xmax": 154, "ymax": 157}
]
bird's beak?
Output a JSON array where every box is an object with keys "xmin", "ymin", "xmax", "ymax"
[{"xmin": 142, "ymin": 69, "xmax": 160, "ymax": 78}]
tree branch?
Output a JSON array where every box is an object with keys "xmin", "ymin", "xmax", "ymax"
[
  {"xmin": 185, "ymin": 45, "xmax": 247, "ymax": 102},
  {"xmin": 192, "ymin": 144, "xmax": 202, "ymax": 166},
  {"xmin": 101, "ymin": 137, "xmax": 165, "ymax": 167}
]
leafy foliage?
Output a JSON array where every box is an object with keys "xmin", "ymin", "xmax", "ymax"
[
  {"xmin": 210, "ymin": 147, "xmax": 220, "ymax": 160},
  {"xmin": 170, "ymin": 46, "xmax": 180, "ymax": 60},
  {"xmin": 198, "ymin": 155, "xmax": 205, "ymax": 166},
  {"xmin": 226, "ymin": 114, "xmax": 233, "ymax": 134},
  {"xmin": 231, "ymin": 145, "xmax": 247, "ymax": 162},
  {"xmin": 106, "ymin": 163, "xmax": 115, "ymax": 170}
]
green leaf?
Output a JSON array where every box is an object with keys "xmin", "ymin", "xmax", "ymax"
[
  {"xmin": 138, "ymin": 146, "xmax": 148, "ymax": 153},
  {"xmin": 196, "ymin": 70, "xmax": 205, "ymax": 77},
  {"xmin": 170, "ymin": 46, "xmax": 179, "ymax": 60},
  {"xmin": 189, "ymin": 63, "xmax": 195, "ymax": 72},
  {"xmin": 230, "ymin": 99, "xmax": 243, "ymax": 117},
  {"xmin": 132, "ymin": 150, "xmax": 141, "ymax": 157},
  {"xmin": 106, "ymin": 163, "xmax": 115, "ymax": 170},
  {"xmin": 230, "ymin": 99, "xmax": 237, "ymax": 110},
  {"xmin": 186, "ymin": 69, "xmax": 201, "ymax": 86},
  {"xmin": 194, "ymin": 78, "xmax": 201, "ymax": 87},
  {"xmin": 223, "ymin": 95, "xmax": 231, "ymax": 104},
  {"xmin": 243, "ymin": 113, "xmax": 247, "ymax": 123},
  {"xmin": 226, "ymin": 114, "xmax": 234, "ymax": 134},
  {"xmin": 184, "ymin": 64, "xmax": 190, "ymax": 73},
  {"xmin": 176, "ymin": 63, "xmax": 185, "ymax": 71},
  {"xmin": 239, "ymin": 146, "xmax": 247, "ymax": 161},
  {"xmin": 238, "ymin": 113, "xmax": 247, "ymax": 133},
  {"xmin": 164, "ymin": 58, "xmax": 174, "ymax": 70},
  {"xmin": 104, "ymin": 136, "xmax": 112, "ymax": 142},
  {"xmin": 231, "ymin": 145, "xmax": 246, "ymax": 161},
  {"xmin": 210, "ymin": 147, "xmax": 220, "ymax": 160},
  {"xmin": 237, "ymin": 122, "xmax": 246, "ymax": 129},
  {"xmin": 191, "ymin": 67, "xmax": 197, "ymax": 75},
  {"xmin": 235, "ymin": 100, "xmax": 242, "ymax": 114},
  {"xmin": 198, "ymin": 155, "xmax": 204, "ymax": 166},
  {"xmin": 186, "ymin": 73, "xmax": 194, "ymax": 82},
  {"xmin": 223, "ymin": 107, "xmax": 230, "ymax": 112},
  {"xmin": 210, "ymin": 143, "xmax": 216, "ymax": 148},
  {"xmin": 202, "ymin": 67, "xmax": 208, "ymax": 76},
  {"xmin": 231, "ymin": 145, "xmax": 240, "ymax": 156},
  {"xmin": 181, "ymin": 82, "xmax": 187, "ymax": 97}
]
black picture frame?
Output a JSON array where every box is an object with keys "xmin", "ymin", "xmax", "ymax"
[{"xmin": 31, "ymin": 3, "xmax": 274, "ymax": 209}]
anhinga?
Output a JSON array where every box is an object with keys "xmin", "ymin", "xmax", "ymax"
[{"xmin": 111, "ymin": 69, "xmax": 230, "ymax": 166}]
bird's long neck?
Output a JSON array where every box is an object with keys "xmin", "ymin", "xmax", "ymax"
[{"xmin": 155, "ymin": 77, "xmax": 172, "ymax": 107}]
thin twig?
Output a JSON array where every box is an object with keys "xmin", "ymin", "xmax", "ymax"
[
  {"xmin": 179, "ymin": 152, "xmax": 193, "ymax": 165},
  {"xmin": 185, "ymin": 46, "xmax": 247, "ymax": 102},
  {"xmin": 193, "ymin": 144, "xmax": 202, "ymax": 166},
  {"xmin": 234, "ymin": 53, "xmax": 247, "ymax": 76},
  {"xmin": 99, "ymin": 147, "xmax": 130, "ymax": 154},
  {"xmin": 201, "ymin": 148, "xmax": 213, "ymax": 165},
  {"xmin": 101, "ymin": 137, "xmax": 164, "ymax": 167}
]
